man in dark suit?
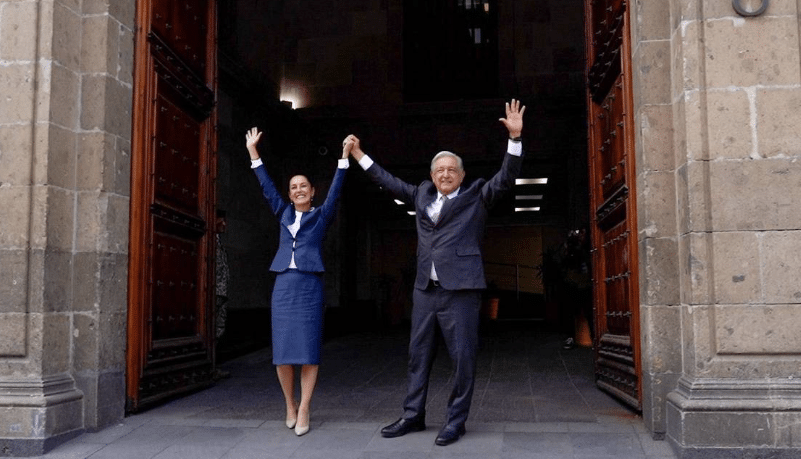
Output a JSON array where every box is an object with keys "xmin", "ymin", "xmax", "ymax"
[{"xmin": 343, "ymin": 99, "xmax": 525, "ymax": 446}]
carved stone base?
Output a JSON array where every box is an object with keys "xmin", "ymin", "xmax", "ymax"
[
  {"xmin": 666, "ymin": 377, "xmax": 801, "ymax": 458},
  {"xmin": 0, "ymin": 375, "xmax": 84, "ymax": 457}
]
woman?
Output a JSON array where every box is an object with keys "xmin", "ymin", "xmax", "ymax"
[{"xmin": 245, "ymin": 127, "xmax": 349, "ymax": 436}]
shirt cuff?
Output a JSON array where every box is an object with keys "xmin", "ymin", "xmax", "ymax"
[
  {"xmin": 358, "ymin": 155, "xmax": 374, "ymax": 170},
  {"xmin": 507, "ymin": 139, "xmax": 522, "ymax": 156},
  {"xmin": 337, "ymin": 158, "xmax": 350, "ymax": 169},
  {"xmin": 250, "ymin": 158, "xmax": 263, "ymax": 168}
]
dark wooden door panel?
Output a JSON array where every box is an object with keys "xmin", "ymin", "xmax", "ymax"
[
  {"xmin": 585, "ymin": 0, "xmax": 641, "ymax": 410},
  {"xmin": 128, "ymin": 0, "xmax": 217, "ymax": 412}
]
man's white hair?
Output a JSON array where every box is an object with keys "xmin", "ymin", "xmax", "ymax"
[{"xmin": 430, "ymin": 151, "xmax": 464, "ymax": 172}]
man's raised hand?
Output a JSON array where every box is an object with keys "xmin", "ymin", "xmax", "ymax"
[{"xmin": 499, "ymin": 99, "xmax": 525, "ymax": 138}]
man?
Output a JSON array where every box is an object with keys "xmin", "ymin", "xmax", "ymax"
[{"xmin": 343, "ymin": 99, "xmax": 525, "ymax": 446}]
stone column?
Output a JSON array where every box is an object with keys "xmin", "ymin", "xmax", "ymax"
[
  {"xmin": 630, "ymin": 0, "xmax": 683, "ymax": 439},
  {"xmin": 0, "ymin": 0, "xmax": 134, "ymax": 456},
  {"xmin": 636, "ymin": 1, "xmax": 801, "ymax": 456}
]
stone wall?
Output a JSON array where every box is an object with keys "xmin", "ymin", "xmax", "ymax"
[
  {"xmin": 0, "ymin": 0, "xmax": 133, "ymax": 455},
  {"xmin": 633, "ymin": 0, "xmax": 801, "ymax": 455}
]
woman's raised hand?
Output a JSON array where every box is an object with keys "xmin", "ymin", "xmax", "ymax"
[
  {"xmin": 246, "ymin": 127, "xmax": 262, "ymax": 160},
  {"xmin": 342, "ymin": 134, "xmax": 364, "ymax": 161}
]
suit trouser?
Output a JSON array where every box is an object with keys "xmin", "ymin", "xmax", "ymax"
[{"xmin": 403, "ymin": 284, "xmax": 481, "ymax": 428}]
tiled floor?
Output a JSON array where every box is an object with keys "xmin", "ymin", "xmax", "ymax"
[{"xmin": 27, "ymin": 323, "xmax": 676, "ymax": 458}]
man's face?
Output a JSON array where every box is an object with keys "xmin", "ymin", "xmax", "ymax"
[{"xmin": 430, "ymin": 156, "xmax": 465, "ymax": 196}]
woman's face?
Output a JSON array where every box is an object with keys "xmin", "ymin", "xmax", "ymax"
[{"xmin": 289, "ymin": 175, "xmax": 315, "ymax": 211}]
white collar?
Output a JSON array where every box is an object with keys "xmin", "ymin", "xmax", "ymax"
[{"xmin": 437, "ymin": 188, "xmax": 460, "ymax": 201}]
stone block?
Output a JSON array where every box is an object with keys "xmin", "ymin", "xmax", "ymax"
[
  {"xmin": 761, "ymin": 231, "xmax": 801, "ymax": 303},
  {"xmin": 99, "ymin": 252, "xmax": 129, "ymax": 314},
  {"xmin": 757, "ymin": 88, "xmax": 801, "ymax": 157},
  {"xmin": 0, "ymin": 1, "xmax": 38, "ymax": 60},
  {"xmin": 0, "ymin": 313, "xmax": 27, "ymax": 357},
  {"xmin": 98, "ymin": 311, "xmax": 126, "ymax": 369},
  {"xmin": 80, "ymin": 76, "xmax": 132, "ymax": 138},
  {"xmin": 29, "ymin": 186, "xmax": 49, "ymax": 250},
  {"xmin": 46, "ymin": 125, "xmax": 77, "ymax": 190},
  {"xmin": 95, "ymin": 370, "xmax": 125, "ymax": 429},
  {"xmin": 704, "ymin": 17, "xmax": 800, "ymax": 88},
  {"xmin": 118, "ymin": 24, "xmax": 134, "ymax": 86},
  {"xmin": 71, "ymin": 370, "xmax": 125, "ymax": 431},
  {"xmin": 0, "ymin": 125, "xmax": 34, "ymax": 187},
  {"xmin": 675, "ymin": 163, "xmax": 690, "ymax": 235},
  {"xmin": 72, "ymin": 312, "xmax": 99, "ymax": 371},
  {"xmin": 639, "ymin": 171, "xmax": 677, "ymax": 239},
  {"xmin": 115, "ymin": 138, "xmax": 131, "ymax": 196},
  {"xmin": 77, "ymin": 132, "xmax": 116, "ymax": 192},
  {"xmin": 705, "ymin": 89, "xmax": 752, "ymax": 160},
  {"xmin": 641, "ymin": 371, "xmax": 681, "ymax": 436},
  {"xmin": 109, "ymin": 0, "xmax": 136, "ymax": 29},
  {"xmin": 75, "ymin": 191, "xmax": 102, "ymax": 252},
  {"xmin": 682, "ymin": 92, "xmax": 706, "ymax": 162},
  {"xmin": 105, "ymin": 195, "xmax": 130, "ymax": 254},
  {"xmin": 640, "ymin": 305, "xmax": 682, "ymax": 374},
  {"xmin": 676, "ymin": 19, "xmax": 702, "ymax": 94},
  {"xmin": 0, "ymin": 249, "xmax": 29, "ymax": 314},
  {"xmin": 59, "ymin": 0, "xmax": 81, "ymax": 14},
  {"xmin": 52, "ymin": 1, "xmax": 81, "ymax": 71},
  {"xmin": 775, "ymin": 412, "xmax": 801, "ymax": 447},
  {"xmin": 0, "ymin": 63, "xmax": 35, "ymax": 124},
  {"xmin": 679, "ymin": 232, "xmax": 712, "ymax": 305},
  {"xmin": 640, "ymin": 237, "xmax": 680, "ymax": 306},
  {"xmin": 81, "ymin": 15, "xmax": 118, "ymax": 75},
  {"xmin": 681, "ymin": 411, "xmax": 773, "ymax": 446},
  {"xmin": 0, "ymin": 186, "xmax": 32, "ymax": 249},
  {"xmin": 45, "ymin": 186, "xmax": 74, "ymax": 251},
  {"xmin": 715, "ymin": 304, "xmax": 801, "ymax": 354},
  {"xmin": 47, "ymin": 63, "xmax": 80, "ymax": 129},
  {"xmin": 43, "ymin": 249, "xmax": 72, "ymax": 313},
  {"xmin": 634, "ymin": 0, "xmax": 670, "ymax": 40},
  {"xmin": 638, "ymin": 104, "xmax": 674, "ymax": 172},
  {"xmin": 682, "ymin": 304, "xmax": 713, "ymax": 375},
  {"xmin": 711, "ymin": 232, "xmax": 760, "ymax": 304},
  {"xmin": 708, "ymin": 158, "xmax": 801, "ymax": 231},
  {"xmin": 72, "ymin": 252, "xmax": 99, "ymax": 312},
  {"xmin": 703, "ymin": 0, "xmax": 797, "ymax": 19},
  {"xmin": 41, "ymin": 313, "xmax": 71, "ymax": 374}
]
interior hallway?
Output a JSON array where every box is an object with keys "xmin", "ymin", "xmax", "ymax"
[{"xmin": 30, "ymin": 324, "xmax": 675, "ymax": 458}]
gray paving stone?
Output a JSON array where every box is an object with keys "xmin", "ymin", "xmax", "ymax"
[{"xmin": 24, "ymin": 330, "xmax": 674, "ymax": 459}]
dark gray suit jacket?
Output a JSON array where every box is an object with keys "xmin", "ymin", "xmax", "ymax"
[{"xmin": 365, "ymin": 152, "xmax": 523, "ymax": 290}]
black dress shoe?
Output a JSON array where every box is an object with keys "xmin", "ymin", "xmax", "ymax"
[
  {"xmin": 380, "ymin": 417, "xmax": 426, "ymax": 438},
  {"xmin": 435, "ymin": 424, "xmax": 466, "ymax": 446}
]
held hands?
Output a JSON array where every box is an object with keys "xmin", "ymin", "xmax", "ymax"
[
  {"xmin": 499, "ymin": 99, "xmax": 525, "ymax": 138},
  {"xmin": 342, "ymin": 134, "xmax": 364, "ymax": 161},
  {"xmin": 245, "ymin": 127, "xmax": 262, "ymax": 160}
]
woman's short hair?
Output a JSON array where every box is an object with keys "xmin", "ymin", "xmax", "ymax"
[{"xmin": 430, "ymin": 151, "xmax": 463, "ymax": 172}]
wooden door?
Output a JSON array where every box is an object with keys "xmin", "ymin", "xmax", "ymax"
[
  {"xmin": 584, "ymin": 0, "xmax": 642, "ymax": 410},
  {"xmin": 127, "ymin": 0, "xmax": 218, "ymax": 412}
]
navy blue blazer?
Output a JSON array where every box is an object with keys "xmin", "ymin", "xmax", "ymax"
[
  {"xmin": 254, "ymin": 164, "xmax": 346, "ymax": 273},
  {"xmin": 365, "ymin": 151, "xmax": 523, "ymax": 290}
]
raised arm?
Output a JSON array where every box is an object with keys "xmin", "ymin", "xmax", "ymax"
[
  {"xmin": 483, "ymin": 99, "xmax": 526, "ymax": 206},
  {"xmin": 246, "ymin": 127, "xmax": 288, "ymax": 216},
  {"xmin": 342, "ymin": 134, "xmax": 417, "ymax": 204}
]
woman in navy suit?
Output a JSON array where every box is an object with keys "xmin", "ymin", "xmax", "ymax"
[{"xmin": 245, "ymin": 127, "xmax": 348, "ymax": 436}]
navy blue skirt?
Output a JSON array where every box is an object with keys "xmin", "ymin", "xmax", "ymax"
[{"xmin": 271, "ymin": 270, "xmax": 324, "ymax": 365}]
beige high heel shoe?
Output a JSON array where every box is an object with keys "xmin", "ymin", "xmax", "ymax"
[
  {"xmin": 286, "ymin": 406, "xmax": 298, "ymax": 429},
  {"xmin": 295, "ymin": 407, "xmax": 310, "ymax": 436}
]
